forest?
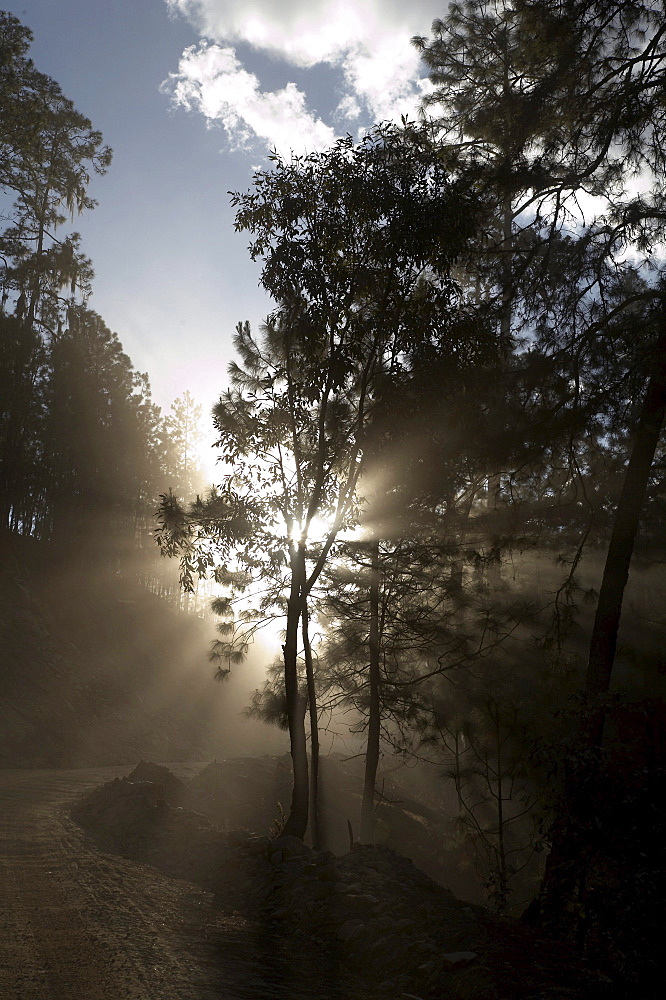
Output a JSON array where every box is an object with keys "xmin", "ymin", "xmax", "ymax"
[{"xmin": 1, "ymin": 2, "xmax": 665, "ymax": 997}]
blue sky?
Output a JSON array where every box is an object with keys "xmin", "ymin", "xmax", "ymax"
[{"xmin": 4, "ymin": 0, "xmax": 442, "ymax": 461}]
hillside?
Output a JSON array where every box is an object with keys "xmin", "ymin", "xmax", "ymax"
[{"xmin": 0, "ymin": 532, "xmax": 286, "ymax": 768}]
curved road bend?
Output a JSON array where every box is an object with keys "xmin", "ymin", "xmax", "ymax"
[{"xmin": 0, "ymin": 767, "xmax": 303, "ymax": 1000}]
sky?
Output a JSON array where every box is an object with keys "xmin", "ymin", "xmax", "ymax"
[{"xmin": 3, "ymin": 0, "xmax": 444, "ymax": 470}]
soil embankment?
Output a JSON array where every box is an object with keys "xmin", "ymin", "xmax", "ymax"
[{"xmin": 68, "ymin": 762, "xmax": 611, "ymax": 1000}]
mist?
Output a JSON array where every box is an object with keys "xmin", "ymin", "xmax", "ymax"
[{"xmin": 2, "ymin": 4, "xmax": 666, "ymax": 997}]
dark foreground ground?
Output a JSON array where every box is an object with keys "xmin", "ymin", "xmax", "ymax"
[{"xmin": 0, "ymin": 760, "xmax": 620, "ymax": 1000}]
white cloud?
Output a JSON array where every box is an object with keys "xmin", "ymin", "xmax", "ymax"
[
  {"xmin": 164, "ymin": 42, "xmax": 335, "ymax": 154},
  {"xmin": 340, "ymin": 31, "xmax": 428, "ymax": 125},
  {"xmin": 166, "ymin": 0, "xmax": 369, "ymax": 66},
  {"xmin": 164, "ymin": 1, "xmax": 439, "ymax": 153}
]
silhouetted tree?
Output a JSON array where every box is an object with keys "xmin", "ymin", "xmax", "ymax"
[
  {"xmin": 415, "ymin": 0, "xmax": 666, "ymax": 968},
  {"xmin": 156, "ymin": 122, "xmax": 483, "ymax": 840},
  {"xmin": 0, "ymin": 12, "xmax": 110, "ymax": 331}
]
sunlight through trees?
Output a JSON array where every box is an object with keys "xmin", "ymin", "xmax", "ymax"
[{"xmin": 3, "ymin": 6, "xmax": 666, "ymax": 990}]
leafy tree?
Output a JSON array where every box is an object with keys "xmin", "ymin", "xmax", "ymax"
[
  {"xmin": 319, "ymin": 518, "xmax": 543, "ymax": 861},
  {"xmin": 0, "ymin": 11, "xmax": 117, "ymax": 542},
  {"xmin": 157, "ymin": 123, "xmax": 482, "ymax": 839},
  {"xmin": 0, "ymin": 312, "xmax": 46, "ymax": 531},
  {"xmin": 0, "ymin": 13, "xmax": 110, "ymax": 331},
  {"xmin": 416, "ymin": 0, "xmax": 666, "ymax": 713},
  {"xmin": 40, "ymin": 307, "xmax": 157, "ymax": 552}
]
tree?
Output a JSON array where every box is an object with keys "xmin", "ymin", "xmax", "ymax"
[
  {"xmin": 157, "ymin": 123, "xmax": 482, "ymax": 840},
  {"xmin": 528, "ymin": 303, "xmax": 666, "ymax": 945},
  {"xmin": 40, "ymin": 306, "xmax": 160, "ymax": 553},
  {"xmin": 0, "ymin": 312, "xmax": 46, "ymax": 532},
  {"xmin": 0, "ymin": 12, "xmax": 117, "ymax": 540},
  {"xmin": 318, "ymin": 516, "xmax": 541, "ymax": 859},
  {"xmin": 162, "ymin": 391, "xmax": 205, "ymax": 499},
  {"xmin": 416, "ymin": 0, "xmax": 666, "ymax": 711},
  {"xmin": 0, "ymin": 13, "xmax": 110, "ymax": 332},
  {"xmin": 415, "ymin": 0, "xmax": 666, "ymax": 961}
]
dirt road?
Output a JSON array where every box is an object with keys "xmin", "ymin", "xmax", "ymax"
[{"xmin": 0, "ymin": 767, "xmax": 305, "ymax": 1000}]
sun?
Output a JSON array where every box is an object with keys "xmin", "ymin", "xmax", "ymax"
[
  {"xmin": 289, "ymin": 515, "xmax": 336, "ymax": 544},
  {"xmin": 307, "ymin": 515, "xmax": 335, "ymax": 542},
  {"xmin": 193, "ymin": 431, "xmax": 222, "ymax": 485}
]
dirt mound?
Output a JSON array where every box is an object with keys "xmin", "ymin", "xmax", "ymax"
[
  {"xmin": 188, "ymin": 755, "xmax": 294, "ymax": 834},
  {"xmin": 127, "ymin": 760, "xmax": 193, "ymax": 807}
]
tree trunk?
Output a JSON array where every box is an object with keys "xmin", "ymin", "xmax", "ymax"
[
  {"xmin": 360, "ymin": 538, "xmax": 381, "ymax": 843},
  {"xmin": 486, "ymin": 183, "xmax": 513, "ymax": 582},
  {"xmin": 528, "ymin": 321, "xmax": 666, "ymax": 933},
  {"xmin": 582, "ymin": 324, "xmax": 666, "ymax": 743},
  {"xmin": 281, "ymin": 543, "xmax": 309, "ymax": 840},
  {"xmin": 302, "ymin": 600, "xmax": 320, "ymax": 849}
]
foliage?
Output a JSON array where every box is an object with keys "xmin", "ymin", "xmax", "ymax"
[
  {"xmin": 0, "ymin": 13, "xmax": 195, "ymax": 584},
  {"xmin": 5, "ymin": 6, "xmax": 664, "ymax": 977},
  {"xmin": 161, "ymin": 121, "xmax": 485, "ymax": 651},
  {"xmin": 0, "ymin": 12, "xmax": 111, "ymax": 332},
  {"xmin": 156, "ymin": 122, "xmax": 487, "ymax": 838}
]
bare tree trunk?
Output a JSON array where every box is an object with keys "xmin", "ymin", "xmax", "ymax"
[
  {"xmin": 281, "ymin": 543, "xmax": 309, "ymax": 840},
  {"xmin": 486, "ymin": 186, "xmax": 513, "ymax": 585},
  {"xmin": 302, "ymin": 599, "xmax": 320, "ymax": 849},
  {"xmin": 582, "ymin": 323, "xmax": 666, "ymax": 744},
  {"xmin": 360, "ymin": 538, "xmax": 381, "ymax": 843},
  {"xmin": 528, "ymin": 320, "xmax": 666, "ymax": 932}
]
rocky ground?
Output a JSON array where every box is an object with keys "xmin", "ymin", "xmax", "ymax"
[{"xmin": 71, "ymin": 761, "xmax": 615, "ymax": 1000}]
